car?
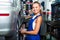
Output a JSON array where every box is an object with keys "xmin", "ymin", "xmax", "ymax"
[{"xmin": 0, "ymin": 0, "xmax": 24, "ymax": 40}]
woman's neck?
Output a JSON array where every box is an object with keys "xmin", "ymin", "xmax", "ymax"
[{"xmin": 34, "ymin": 13, "xmax": 40, "ymax": 16}]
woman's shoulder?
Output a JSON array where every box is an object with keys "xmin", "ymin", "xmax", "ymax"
[{"xmin": 32, "ymin": 15, "xmax": 37, "ymax": 19}]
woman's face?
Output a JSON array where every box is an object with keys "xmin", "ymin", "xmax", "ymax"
[{"xmin": 32, "ymin": 3, "xmax": 41, "ymax": 14}]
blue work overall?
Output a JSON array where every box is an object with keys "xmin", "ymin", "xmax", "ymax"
[{"xmin": 25, "ymin": 14, "xmax": 42, "ymax": 40}]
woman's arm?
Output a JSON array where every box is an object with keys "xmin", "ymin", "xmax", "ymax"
[
  {"xmin": 21, "ymin": 16, "xmax": 42, "ymax": 35},
  {"xmin": 25, "ymin": 15, "xmax": 32, "ymax": 19}
]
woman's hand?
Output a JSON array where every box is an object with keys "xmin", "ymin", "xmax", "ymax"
[{"xmin": 20, "ymin": 29, "xmax": 26, "ymax": 34}]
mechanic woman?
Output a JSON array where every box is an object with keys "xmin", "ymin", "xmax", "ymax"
[{"xmin": 20, "ymin": 1, "xmax": 43, "ymax": 40}]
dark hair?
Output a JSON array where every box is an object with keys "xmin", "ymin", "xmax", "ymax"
[{"xmin": 32, "ymin": 1, "xmax": 43, "ymax": 14}]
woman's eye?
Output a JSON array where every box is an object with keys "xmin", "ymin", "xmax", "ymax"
[{"xmin": 36, "ymin": 7, "xmax": 37, "ymax": 8}]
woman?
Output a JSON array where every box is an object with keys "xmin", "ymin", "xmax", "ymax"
[{"xmin": 20, "ymin": 1, "xmax": 43, "ymax": 40}]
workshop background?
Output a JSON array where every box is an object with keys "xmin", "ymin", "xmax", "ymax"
[{"xmin": 0, "ymin": 0, "xmax": 60, "ymax": 40}]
